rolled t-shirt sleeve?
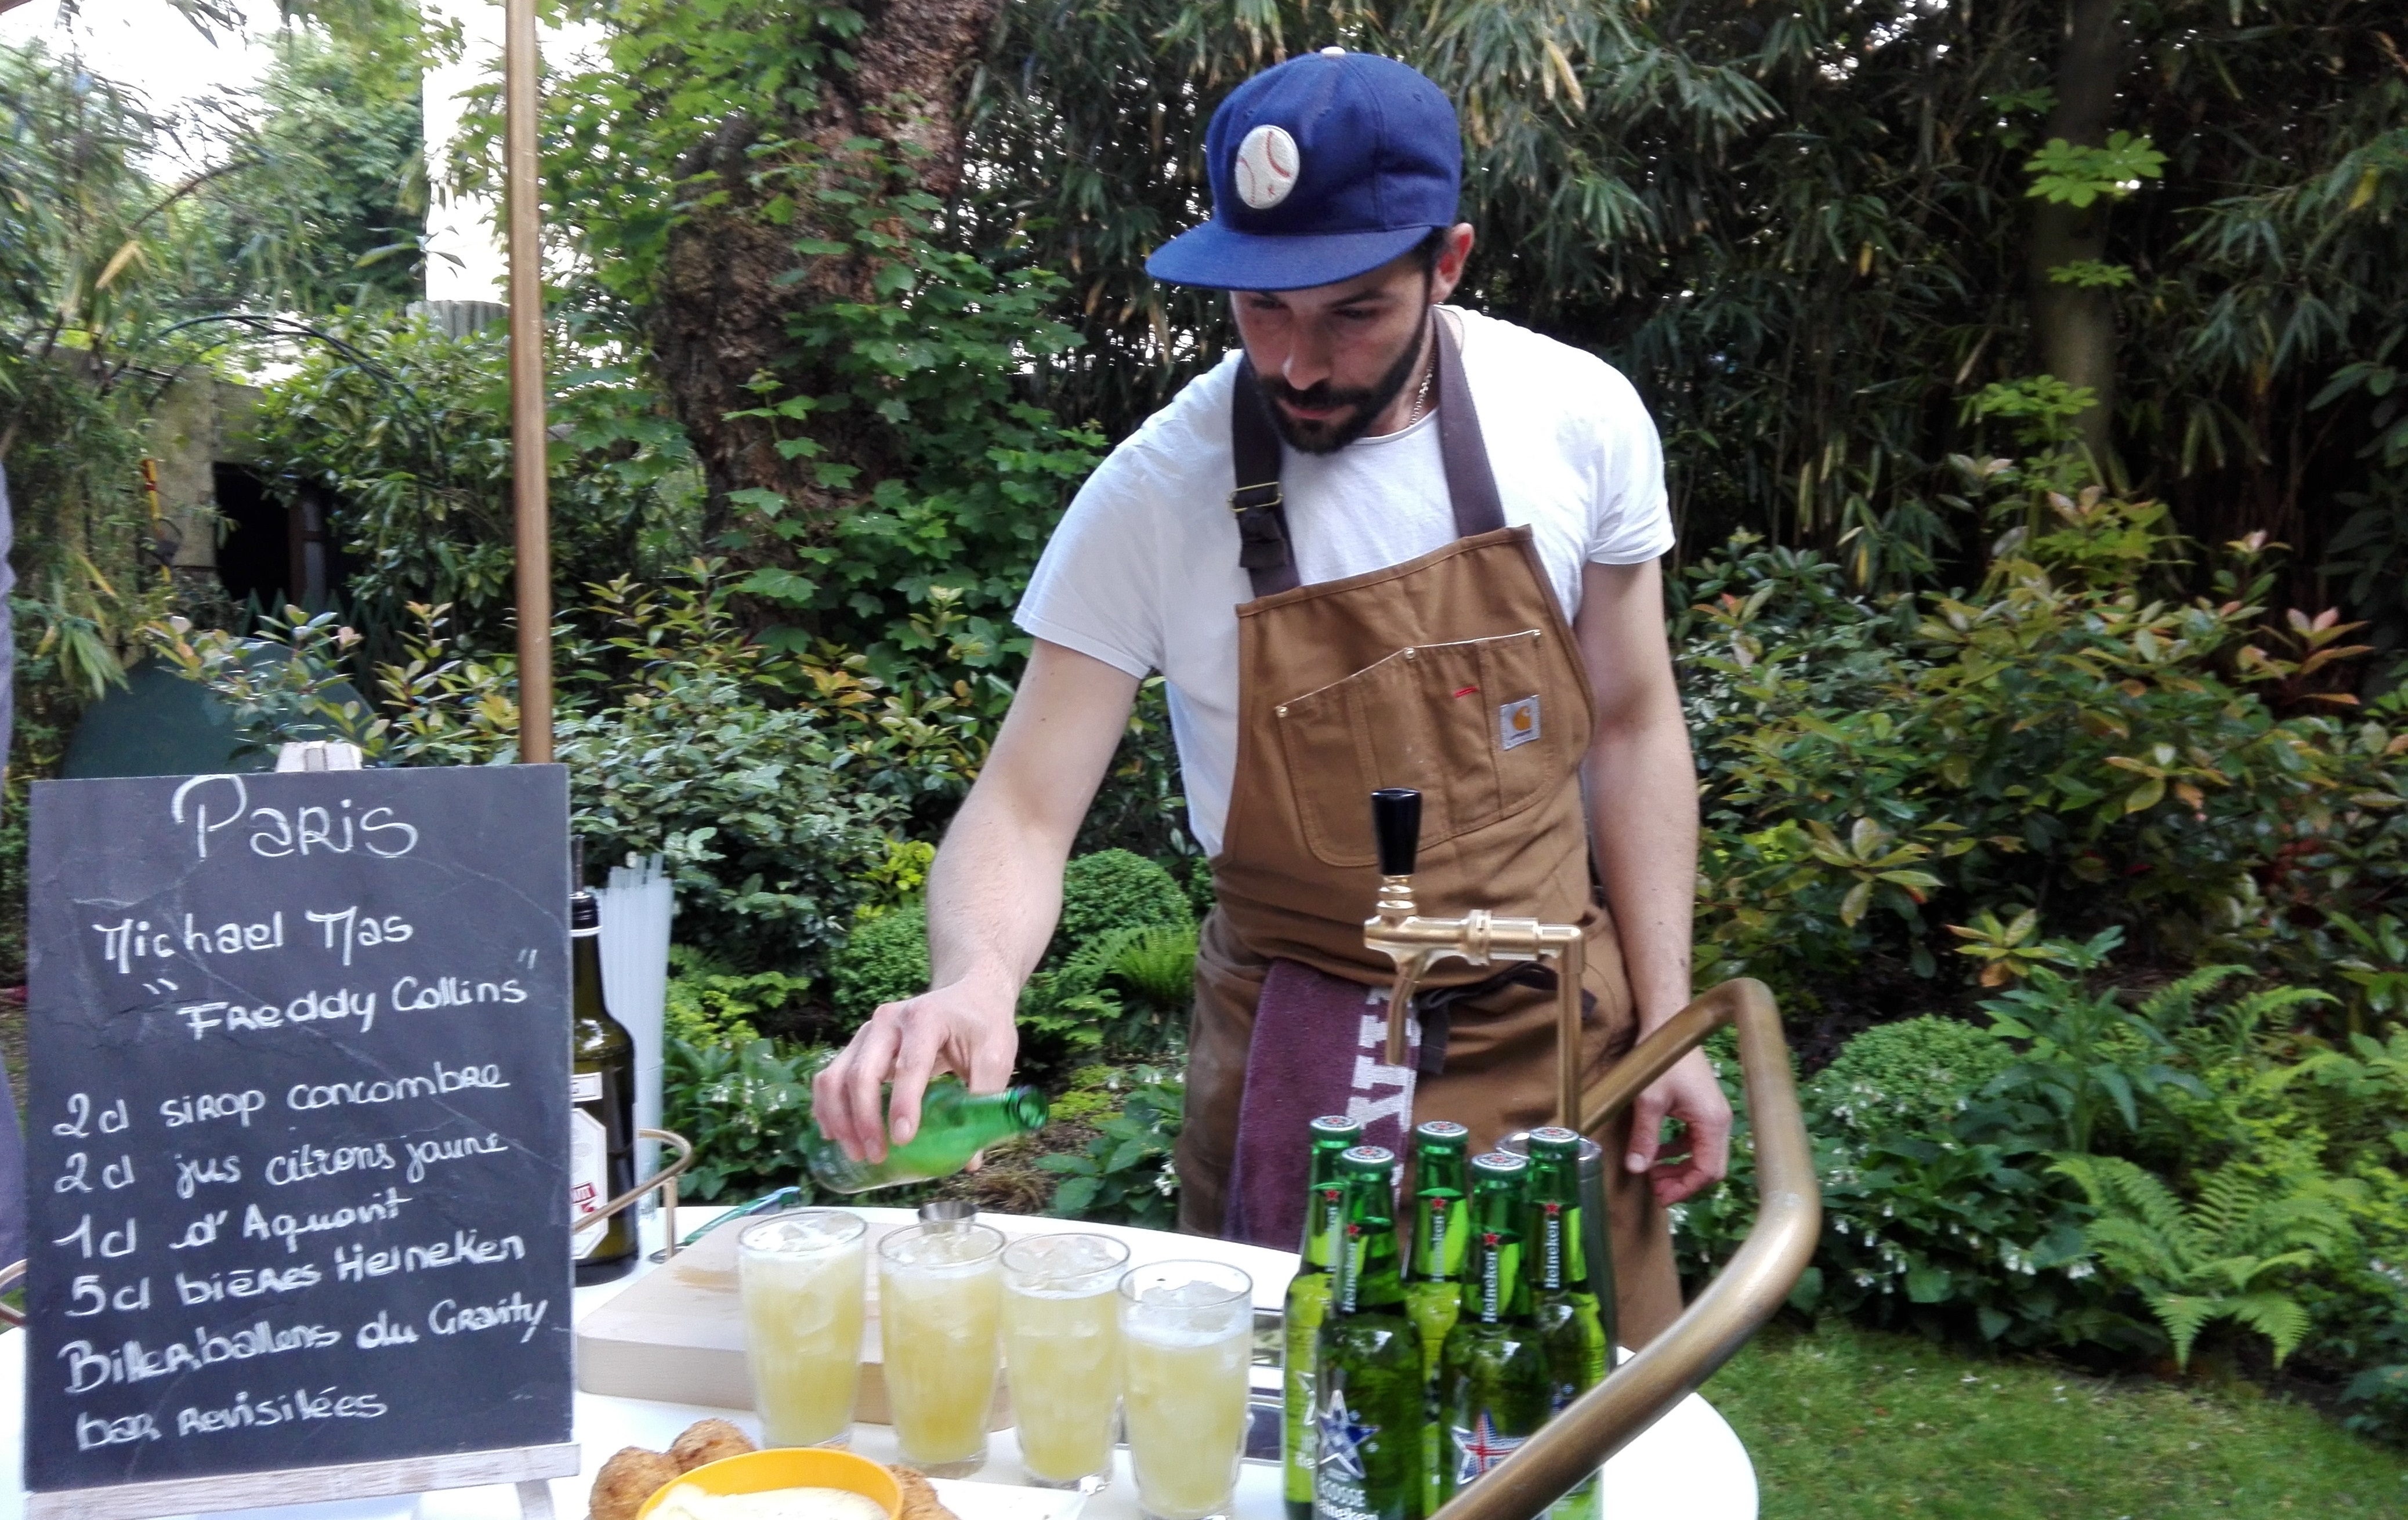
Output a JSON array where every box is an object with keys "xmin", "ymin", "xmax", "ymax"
[
  {"xmin": 1585, "ymin": 365, "xmax": 1675, "ymax": 567},
  {"xmin": 1014, "ymin": 444, "xmax": 1166, "ymax": 679}
]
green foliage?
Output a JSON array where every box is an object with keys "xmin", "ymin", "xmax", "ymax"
[
  {"xmin": 828, "ymin": 903, "xmax": 930, "ymax": 1024},
  {"xmin": 662, "ymin": 1036, "xmax": 826, "ymax": 1202},
  {"xmin": 722, "ymin": 161, "xmax": 1106, "ymax": 662},
  {"xmin": 242, "ymin": 313, "xmax": 700, "ymax": 650},
  {"xmin": 1681, "ymin": 480, "xmax": 2408, "ymax": 1000},
  {"xmin": 1804, "ymin": 1016, "xmax": 2011, "ymax": 1137},
  {"xmin": 664, "ymin": 946, "xmax": 813, "ymax": 1047},
  {"xmin": 145, "ymin": 607, "xmax": 381, "ymax": 758},
  {"xmin": 1037, "ymin": 1069, "xmax": 1183, "ymax": 1229},
  {"xmin": 2051, "ymin": 1154, "xmax": 2350, "ymax": 1368},
  {"xmin": 1020, "ymin": 922, "xmax": 1199, "ymax": 1065},
  {"xmin": 2023, "ymin": 131, "xmax": 2168, "ymax": 209},
  {"xmin": 1055, "ymin": 850, "xmax": 1194, "ymax": 954},
  {"xmin": 1974, "ymin": 934, "xmax": 2210, "ymax": 1153}
]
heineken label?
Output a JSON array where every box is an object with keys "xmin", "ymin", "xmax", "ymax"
[
  {"xmin": 1540, "ymin": 1202, "xmax": 1566, "ymax": 1290},
  {"xmin": 1314, "ymin": 1387, "xmax": 1384, "ymax": 1520},
  {"xmin": 1420, "ymin": 1195, "xmax": 1450, "ymax": 1274},
  {"xmin": 1451, "ymin": 1408, "xmax": 1529, "ymax": 1486},
  {"xmin": 1478, "ymin": 1232, "xmax": 1504, "ymax": 1322}
]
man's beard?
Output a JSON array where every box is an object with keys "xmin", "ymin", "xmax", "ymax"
[{"xmin": 1261, "ymin": 314, "xmax": 1431, "ymax": 455}]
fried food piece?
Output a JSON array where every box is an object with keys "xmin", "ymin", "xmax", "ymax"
[
  {"xmin": 590, "ymin": 1446, "xmax": 683, "ymax": 1520},
  {"xmin": 669, "ymin": 1418, "xmax": 756, "ymax": 1471},
  {"xmin": 888, "ymin": 1464, "xmax": 961, "ymax": 1520}
]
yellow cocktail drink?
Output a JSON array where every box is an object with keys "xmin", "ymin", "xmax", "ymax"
[
  {"xmin": 1002, "ymin": 1234, "xmax": 1129, "ymax": 1488},
  {"xmin": 738, "ymin": 1210, "xmax": 869, "ymax": 1447},
  {"xmin": 1119, "ymin": 1260, "xmax": 1254, "ymax": 1520},
  {"xmin": 878, "ymin": 1222, "xmax": 1006, "ymax": 1476}
]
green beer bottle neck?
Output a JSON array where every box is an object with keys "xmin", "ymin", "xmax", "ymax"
[
  {"xmin": 1411, "ymin": 1147, "xmax": 1468, "ymax": 1285},
  {"xmin": 1468, "ymin": 1181, "xmax": 1530, "ymax": 1324},
  {"xmin": 1298, "ymin": 1126, "xmax": 1361, "ymax": 1263},
  {"xmin": 914, "ymin": 1084, "xmax": 1048, "ymax": 1153},
  {"xmin": 1526, "ymin": 1158, "xmax": 1591, "ymax": 1294},
  {"xmin": 1337, "ymin": 1182, "xmax": 1406, "ymax": 1315}
]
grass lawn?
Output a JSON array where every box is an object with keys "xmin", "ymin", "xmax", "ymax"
[{"xmin": 1709, "ymin": 1320, "xmax": 2408, "ymax": 1518}]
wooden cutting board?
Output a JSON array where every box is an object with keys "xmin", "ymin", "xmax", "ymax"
[{"xmin": 574, "ymin": 1206, "xmax": 1298, "ymax": 1424}]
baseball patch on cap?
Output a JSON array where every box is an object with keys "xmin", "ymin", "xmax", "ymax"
[
  {"xmin": 1499, "ymin": 695, "xmax": 1541, "ymax": 751},
  {"xmin": 1233, "ymin": 124, "xmax": 1301, "ymax": 209}
]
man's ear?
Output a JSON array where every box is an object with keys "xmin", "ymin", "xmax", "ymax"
[{"xmin": 1431, "ymin": 223, "xmax": 1476, "ymax": 303}]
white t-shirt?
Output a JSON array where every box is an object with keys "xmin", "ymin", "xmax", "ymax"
[{"xmin": 1016, "ymin": 307, "xmax": 1674, "ymax": 857}]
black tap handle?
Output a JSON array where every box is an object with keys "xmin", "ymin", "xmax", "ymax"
[{"xmin": 1371, "ymin": 789, "xmax": 1422, "ymax": 877}]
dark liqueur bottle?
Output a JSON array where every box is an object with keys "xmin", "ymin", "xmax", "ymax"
[
  {"xmin": 1314, "ymin": 1145, "xmax": 1425, "ymax": 1520},
  {"xmin": 1434, "ymin": 1152, "xmax": 1552, "ymax": 1507},
  {"xmin": 570, "ymin": 842, "xmax": 639, "ymax": 1284},
  {"xmin": 1286, "ymin": 1115, "xmax": 1364, "ymax": 1520},
  {"xmin": 1525, "ymin": 1126, "xmax": 1606, "ymax": 1520}
]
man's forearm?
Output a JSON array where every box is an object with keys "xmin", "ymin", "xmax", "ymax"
[
  {"xmin": 923, "ymin": 786, "xmax": 1073, "ymax": 1003},
  {"xmin": 1585, "ymin": 709, "xmax": 1700, "ymax": 1032}
]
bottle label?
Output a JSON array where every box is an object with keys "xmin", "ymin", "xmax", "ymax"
[
  {"xmin": 1479, "ymin": 1232, "xmax": 1504, "ymax": 1322},
  {"xmin": 1419, "ymin": 1195, "xmax": 1450, "ymax": 1278},
  {"xmin": 1450, "ymin": 1408, "xmax": 1529, "ymax": 1486},
  {"xmin": 571, "ymin": 1070, "xmax": 603, "ymax": 1104},
  {"xmin": 1540, "ymin": 1202, "xmax": 1566, "ymax": 1290},
  {"xmin": 568, "ymin": 1107, "xmax": 610, "ymax": 1260},
  {"xmin": 1314, "ymin": 1387, "xmax": 1384, "ymax": 1520}
]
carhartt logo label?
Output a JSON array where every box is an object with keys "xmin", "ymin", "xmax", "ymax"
[
  {"xmin": 1499, "ymin": 696, "xmax": 1540, "ymax": 750},
  {"xmin": 1234, "ymin": 125, "xmax": 1301, "ymax": 209}
]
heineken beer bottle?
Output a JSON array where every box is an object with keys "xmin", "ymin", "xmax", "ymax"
[
  {"xmin": 1406, "ymin": 1120, "xmax": 1471, "ymax": 1377},
  {"xmin": 1315, "ymin": 1146, "xmax": 1425, "ymax": 1520},
  {"xmin": 1406, "ymin": 1120, "xmax": 1470, "ymax": 1516},
  {"xmin": 1526, "ymin": 1126, "xmax": 1607, "ymax": 1520},
  {"xmin": 1435, "ymin": 1152, "xmax": 1552, "ymax": 1507},
  {"xmin": 1285, "ymin": 1115, "xmax": 1364, "ymax": 1520},
  {"xmin": 803, "ymin": 1078, "xmax": 1049, "ymax": 1192}
]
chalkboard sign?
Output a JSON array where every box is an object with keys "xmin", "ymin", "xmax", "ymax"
[{"xmin": 24, "ymin": 766, "xmax": 575, "ymax": 1502}]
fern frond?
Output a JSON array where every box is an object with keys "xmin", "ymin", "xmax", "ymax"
[
  {"xmin": 2150, "ymin": 1292, "xmax": 2217, "ymax": 1369},
  {"xmin": 2228, "ymin": 1292, "xmax": 2311, "ymax": 1365},
  {"xmin": 2139, "ymin": 963, "xmax": 2244, "ymax": 1025}
]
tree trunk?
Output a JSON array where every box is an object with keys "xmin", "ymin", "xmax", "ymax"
[
  {"xmin": 649, "ymin": 0, "xmax": 1001, "ymax": 552},
  {"xmin": 2028, "ymin": 0, "xmax": 2124, "ymax": 463}
]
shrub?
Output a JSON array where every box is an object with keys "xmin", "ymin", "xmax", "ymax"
[
  {"xmin": 1056, "ymin": 850, "xmax": 1193, "ymax": 952},
  {"xmin": 829, "ymin": 903, "xmax": 931, "ymax": 1023},
  {"xmin": 664, "ymin": 947, "xmax": 814, "ymax": 1047},
  {"xmin": 1804, "ymin": 1015, "xmax": 2011, "ymax": 1138},
  {"xmin": 663, "ymin": 1037, "xmax": 826, "ymax": 1203},
  {"xmin": 1037, "ymin": 1068, "xmax": 1183, "ymax": 1230}
]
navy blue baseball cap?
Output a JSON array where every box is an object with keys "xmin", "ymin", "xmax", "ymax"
[{"xmin": 1145, "ymin": 49, "xmax": 1462, "ymax": 292}]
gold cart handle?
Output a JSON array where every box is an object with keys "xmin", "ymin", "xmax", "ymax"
[{"xmin": 1429, "ymin": 978, "xmax": 1819, "ymax": 1520}]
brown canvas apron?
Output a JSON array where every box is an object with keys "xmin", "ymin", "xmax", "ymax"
[{"xmin": 1176, "ymin": 311, "xmax": 1683, "ymax": 1345}]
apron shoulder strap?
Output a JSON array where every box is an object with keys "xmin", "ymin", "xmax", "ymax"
[
  {"xmin": 1229, "ymin": 357, "xmax": 1300, "ymax": 597},
  {"xmin": 1227, "ymin": 309, "xmax": 1503, "ymax": 600},
  {"xmin": 1432, "ymin": 309, "xmax": 1505, "ymax": 537}
]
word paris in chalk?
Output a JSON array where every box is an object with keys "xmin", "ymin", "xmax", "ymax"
[{"xmin": 24, "ymin": 765, "xmax": 575, "ymax": 1506}]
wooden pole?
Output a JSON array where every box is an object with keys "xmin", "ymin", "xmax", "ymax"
[{"xmin": 505, "ymin": 0, "xmax": 554, "ymax": 762}]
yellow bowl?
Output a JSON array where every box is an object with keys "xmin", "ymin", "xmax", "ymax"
[{"xmin": 638, "ymin": 1447, "xmax": 903, "ymax": 1519}]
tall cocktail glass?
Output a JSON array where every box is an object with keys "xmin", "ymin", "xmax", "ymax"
[
  {"xmin": 1119, "ymin": 1259, "xmax": 1254, "ymax": 1520},
  {"xmin": 1002, "ymin": 1233, "xmax": 1130, "ymax": 1490},
  {"xmin": 738, "ymin": 1210, "xmax": 868, "ymax": 1448},
  {"xmin": 878, "ymin": 1220, "xmax": 1006, "ymax": 1477}
]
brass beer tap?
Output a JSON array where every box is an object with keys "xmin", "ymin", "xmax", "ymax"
[{"xmin": 1361, "ymin": 788, "xmax": 1588, "ymax": 1129}]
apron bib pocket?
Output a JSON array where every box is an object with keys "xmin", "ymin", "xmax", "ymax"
[{"xmin": 1273, "ymin": 627, "xmax": 1561, "ymax": 867}]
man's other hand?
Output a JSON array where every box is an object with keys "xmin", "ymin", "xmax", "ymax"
[
  {"xmin": 1623, "ymin": 1047, "xmax": 1732, "ymax": 1206},
  {"xmin": 811, "ymin": 975, "xmax": 1020, "ymax": 1162}
]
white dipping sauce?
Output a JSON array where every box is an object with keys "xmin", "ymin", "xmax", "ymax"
[{"xmin": 650, "ymin": 1483, "xmax": 892, "ymax": 1520}]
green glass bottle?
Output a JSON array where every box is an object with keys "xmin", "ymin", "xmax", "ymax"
[
  {"xmin": 1406, "ymin": 1120, "xmax": 1471, "ymax": 1517},
  {"xmin": 1434, "ymin": 1153, "xmax": 1552, "ymax": 1506},
  {"xmin": 1286, "ymin": 1115, "xmax": 1364, "ymax": 1520},
  {"xmin": 1525, "ymin": 1126, "xmax": 1607, "ymax": 1520},
  {"xmin": 570, "ymin": 846, "xmax": 639, "ymax": 1285},
  {"xmin": 803, "ymin": 1079, "xmax": 1049, "ymax": 1192},
  {"xmin": 1314, "ymin": 1146, "xmax": 1424, "ymax": 1520}
]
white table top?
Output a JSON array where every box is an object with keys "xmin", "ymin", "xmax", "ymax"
[{"xmin": 1, "ymin": 1205, "xmax": 1755, "ymax": 1520}]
